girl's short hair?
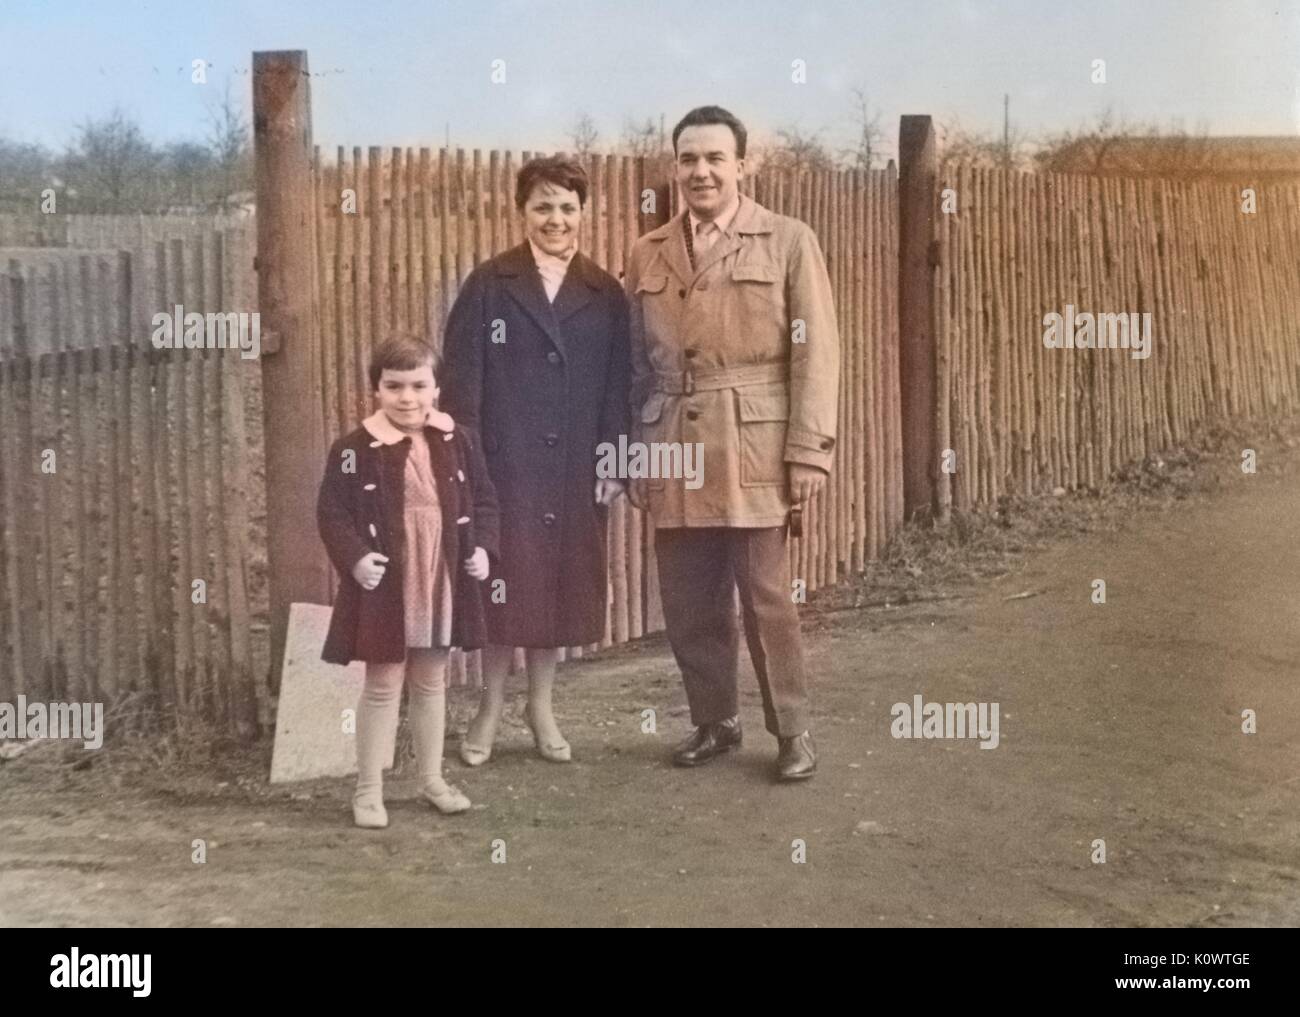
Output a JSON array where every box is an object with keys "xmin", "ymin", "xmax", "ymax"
[
  {"xmin": 515, "ymin": 154, "xmax": 589, "ymax": 211},
  {"xmin": 368, "ymin": 334, "xmax": 442, "ymax": 390}
]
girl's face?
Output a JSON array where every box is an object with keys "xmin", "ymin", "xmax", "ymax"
[
  {"xmin": 376, "ymin": 363, "xmax": 437, "ymax": 430},
  {"xmin": 522, "ymin": 181, "xmax": 582, "ymax": 257}
]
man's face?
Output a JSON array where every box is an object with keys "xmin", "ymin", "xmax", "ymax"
[{"xmin": 675, "ymin": 123, "xmax": 744, "ymax": 220}]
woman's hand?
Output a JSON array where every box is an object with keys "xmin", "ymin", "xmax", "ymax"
[
  {"xmin": 352, "ymin": 552, "xmax": 389, "ymax": 590},
  {"xmin": 464, "ymin": 546, "xmax": 489, "ymax": 580},
  {"xmin": 594, "ymin": 478, "xmax": 626, "ymax": 506}
]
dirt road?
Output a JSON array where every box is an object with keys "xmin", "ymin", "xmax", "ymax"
[{"xmin": 2, "ymin": 450, "xmax": 1297, "ymax": 926}]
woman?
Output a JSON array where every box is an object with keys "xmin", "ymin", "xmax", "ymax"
[{"xmin": 441, "ymin": 154, "xmax": 630, "ymax": 764}]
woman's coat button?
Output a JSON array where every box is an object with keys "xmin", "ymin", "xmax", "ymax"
[
  {"xmin": 368, "ymin": 440, "xmax": 382, "ymax": 448},
  {"xmin": 368, "ymin": 523, "xmax": 378, "ymax": 537},
  {"xmin": 457, "ymin": 469, "xmax": 465, "ymax": 482},
  {"xmin": 456, "ymin": 515, "xmax": 471, "ymax": 525},
  {"xmin": 443, "ymin": 432, "xmax": 454, "ymax": 441},
  {"xmin": 363, "ymin": 483, "xmax": 376, "ymax": 491}
]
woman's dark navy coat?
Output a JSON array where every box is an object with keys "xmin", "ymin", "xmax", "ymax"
[{"xmin": 440, "ymin": 242, "xmax": 631, "ymax": 648}]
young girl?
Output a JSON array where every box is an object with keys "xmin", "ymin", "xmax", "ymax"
[{"xmin": 317, "ymin": 334, "xmax": 499, "ymax": 829}]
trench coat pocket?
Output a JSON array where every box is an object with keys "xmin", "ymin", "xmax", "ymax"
[
  {"xmin": 732, "ymin": 262, "xmax": 781, "ymax": 315},
  {"xmin": 737, "ymin": 388, "xmax": 789, "ymax": 487}
]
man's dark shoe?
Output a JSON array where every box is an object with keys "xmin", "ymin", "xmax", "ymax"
[
  {"xmin": 776, "ymin": 731, "xmax": 817, "ymax": 781},
  {"xmin": 672, "ymin": 716, "xmax": 742, "ymax": 767}
]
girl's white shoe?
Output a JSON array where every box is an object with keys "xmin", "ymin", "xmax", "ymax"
[
  {"xmin": 423, "ymin": 778, "xmax": 471, "ymax": 814},
  {"xmin": 352, "ymin": 794, "xmax": 389, "ymax": 829}
]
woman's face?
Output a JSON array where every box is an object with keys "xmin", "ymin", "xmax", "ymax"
[
  {"xmin": 522, "ymin": 181, "xmax": 582, "ymax": 257},
  {"xmin": 376, "ymin": 364, "xmax": 437, "ymax": 429}
]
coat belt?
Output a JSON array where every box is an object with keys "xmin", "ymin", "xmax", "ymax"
[{"xmin": 653, "ymin": 361, "xmax": 789, "ymax": 396}]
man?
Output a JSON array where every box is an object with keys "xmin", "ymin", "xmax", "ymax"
[{"xmin": 626, "ymin": 105, "xmax": 839, "ymax": 782}]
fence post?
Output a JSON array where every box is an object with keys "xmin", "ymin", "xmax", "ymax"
[
  {"xmin": 253, "ymin": 49, "xmax": 331, "ymax": 689},
  {"xmin": 897, "ymin": 115, "xmax": 938, "ymax": 522}
]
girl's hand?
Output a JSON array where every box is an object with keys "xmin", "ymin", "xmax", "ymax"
[
  {"xmin": 464, "ymin": 546, "xmax": 489, "ymax": 580},
  {"xmin": 595, "ymin": 478, "xmax": 626, "ymax": 506},
  {"xmin": 353, "ymin": 552, "xmax": 389, "ymax": 590}
]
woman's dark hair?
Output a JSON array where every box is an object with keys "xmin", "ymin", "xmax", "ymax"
[
  {"xmin": 671, "ymin": 105, "xmax": 747, "ymax": 159},
  {"xmin": 515, "ymin": 154, "xmax": 589, "ymax": 211},
  {"xmin": 369, "ymin": 334, "xmax": 442, "ymax": 390}
]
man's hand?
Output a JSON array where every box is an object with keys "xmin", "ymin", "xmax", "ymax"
[
  {"xmin": 463, "ymin": 546, "xmax": 489, "ymax": 580},
  {"xmin": 787, "ymin": 463, "xmax": 826, "ymax": 505},
  {"xmin": 594, "ymin": 478, "xmax": 626, "ymax": 506},
  {"xmin": 352, "ymin": 552, "xmax": 389, "ymax": 590}
]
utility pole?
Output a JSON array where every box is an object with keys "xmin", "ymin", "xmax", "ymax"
[{"xmin": 1003, "ymin": 93, "xmax": 1010, "ymax": 169}]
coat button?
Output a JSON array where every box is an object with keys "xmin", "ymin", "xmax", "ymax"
[
  {"xmin": 547, "ymin": 351, "xmax": 561, "ymax": 364},
  {"xmin": 687, "ymin": 410, "xmax": 700, "ymax": 421},
  {"xmin": 820, "ymin": 438, "xmax": 835, "ymax": 450},
  {"xmin": 684, "ymin": 348, "xmax": 697, "ymax": 359},
  {"xmin": 542, "ymin": 512, "xmax": 556, "ymax": 526},
  {"xmin": 363, "ymin": 483, "xmax": 376, "ymax": 491},
  {"xmin": 544, "ymin": 434, "xmax": 558, "ymax": 447},
  {"xmin": 678, "ymin": 288, "xmax": 687, "ymax": 298}
]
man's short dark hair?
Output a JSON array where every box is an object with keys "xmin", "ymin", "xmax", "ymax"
[
  {"xmin": 515, "ymin": 154, "xmax": 589, "ymax": 211},
  {"xmin": 671, "ymin": 106, "xmax": 747, "ymax": 159},
  {"xmin": 369, "ymin": 334, "xmax": 442, "ymax": 390}
]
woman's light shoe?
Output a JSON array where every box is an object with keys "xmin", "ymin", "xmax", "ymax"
[
  {"xmin": 352, "ymin": 795, "xmax": 389, "ymax": 829},
  {"xmin": 458, "ymin": 740, "xmax": 492, "ymax": 767},
  {"xmin": 423, "ymin": 778, "xmax": 471, "ymax": 814},
  {"xmin": 524, "ymin": 705, "xmax": 572, "ymax": 764}
]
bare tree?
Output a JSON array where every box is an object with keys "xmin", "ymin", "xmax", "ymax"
[
  {"xmin": 63, "ymin": 107, "xmax": 155, "ymax": 212},
  {"xmin": 205, "ymin": 77, "xmax": 251, "ymax": 206},
  {"xmin": 754, "ymin": 125, "xmax": 837, "ymax": 175},
  {"xmin": 938, "ymin": 116, "xmax": 1032, "ymax": 170},
  {"xmin": 567, "ymin": 112, "xmax": 601, "ymax": 159},
  {"xmin": 620, "ymin": 116, "xmax": 667, "ymax": 159},
  {"xmin": 0, "ymin": 138, "xmax": 55, "ymax": 214},
  {"xmin": 1034, "ymin": 109, "xmax": 1216, "ymax": 179},
  {"xmin": 844, "ymin": 86, "xmax": 885, "ymax": 171}
]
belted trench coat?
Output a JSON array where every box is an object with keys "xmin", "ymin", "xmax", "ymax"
[{"xmin": 625, "ymin": 195, "xmax": 840, "ymax": 528}]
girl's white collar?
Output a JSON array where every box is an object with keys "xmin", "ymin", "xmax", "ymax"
[{"xmin": 362, "ymin": 408, "xmax": 455, "ymax": 445}]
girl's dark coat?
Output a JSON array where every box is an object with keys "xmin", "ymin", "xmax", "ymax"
[
  {"xmin": 317, "ymin": 413, "xmax": 500, "ymax": 663},
  {"xmin": 440, "ymin": 242, "xmax": 631, "ymax": 647}
]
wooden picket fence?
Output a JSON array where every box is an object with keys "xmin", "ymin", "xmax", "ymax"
[
  {"xmin": 0, "ymin": 233, "xmax": 266, "ymax": 734},
  {"xmin": 12, "ymin": 150, "xmax": 1298, "ymax": 734},
  {"xmin": 307, "ymin": 148, "xmax": 904, "ymax": 683},
  {"xmin": 933, "ymin": 167, "xmax": 1300, "ymax": 512}
]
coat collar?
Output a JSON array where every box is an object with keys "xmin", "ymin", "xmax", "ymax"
[
  {"xmin": 492, "ymin": 241, "xmax": 602, "ymax": 361},
  {"xmin": 362, "ymin": 408, "xmax": 455, "ymax": 445},
  {"xmin": 644, "ymin": 194, "xmax": 777, "ymax": 284}
]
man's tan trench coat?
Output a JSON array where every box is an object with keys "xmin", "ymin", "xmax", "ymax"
[{"xmin": 626, "ymin": 194, "xmax": 840, "ymax": 527}]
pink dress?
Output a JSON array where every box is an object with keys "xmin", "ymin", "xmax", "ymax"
[{"xmin": 403, "ymin": 431, "xmax": 454, "ymax": 648}]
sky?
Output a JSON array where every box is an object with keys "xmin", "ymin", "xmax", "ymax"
[{"xmin": 1, "ymin": 0, "xmax": 1298, "ymax": 161}]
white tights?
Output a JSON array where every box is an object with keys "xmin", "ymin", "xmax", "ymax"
[{"xmin": 354, "ymin": 649, "xmax": 449, "ymax": 803}]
